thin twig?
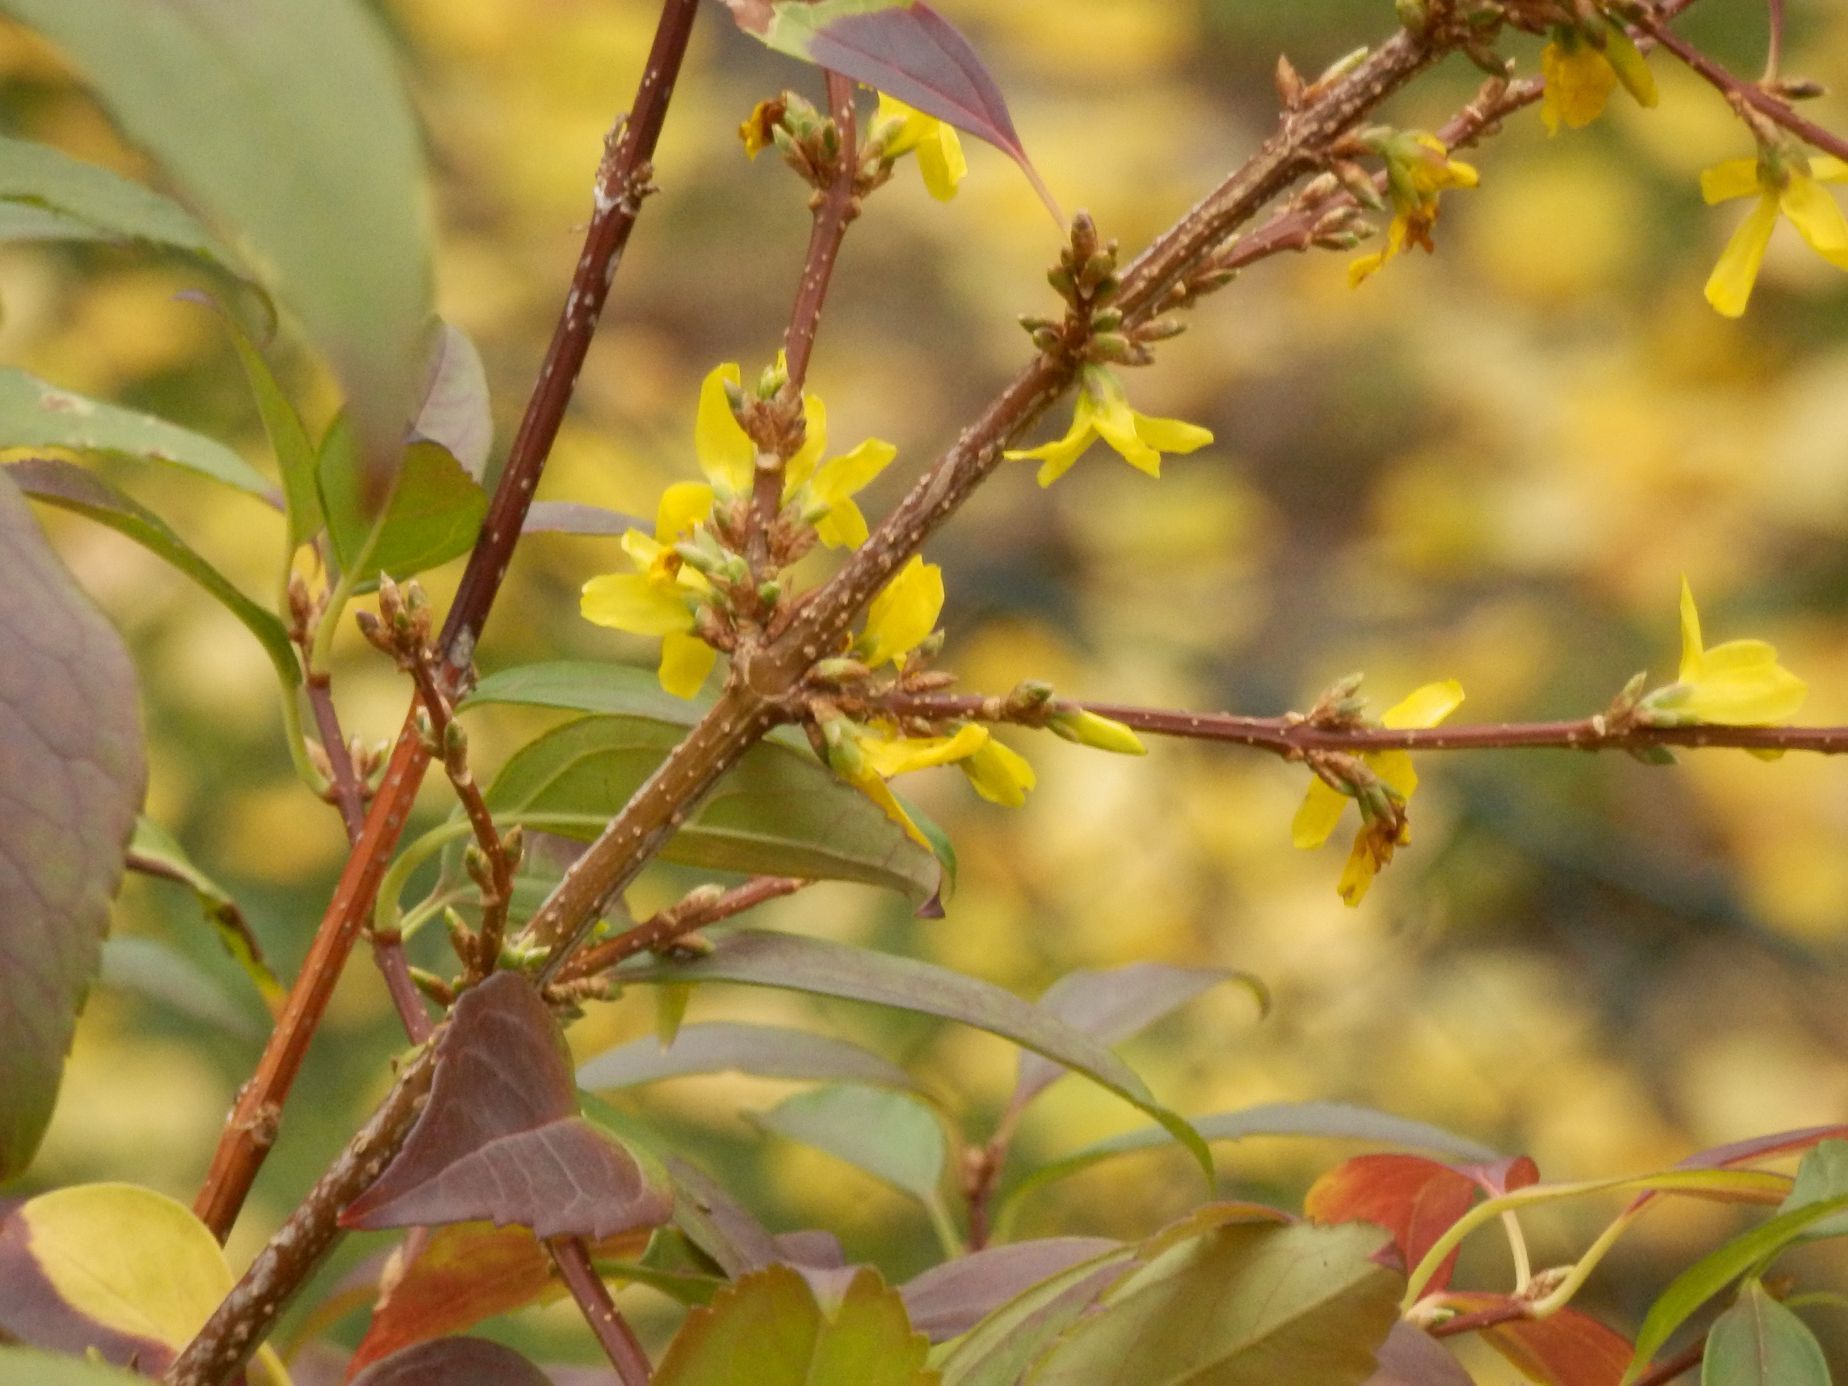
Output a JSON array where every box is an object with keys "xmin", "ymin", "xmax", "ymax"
[
  {"xmin": 547, "ymin": 1239, "xmax": 652, "ymax": 1386},
  {"xmin": 554, "ymin": 875, "xmax": 808, "ymax": 984}
]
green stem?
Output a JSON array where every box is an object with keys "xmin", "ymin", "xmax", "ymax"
[
  {"xmin": 1526, "ymin": 1208, "xmax": 1642, "ymax": 1318},
  {"xmin": 279, "ymin": 685, "xmax": 332, "ymax": 798}
]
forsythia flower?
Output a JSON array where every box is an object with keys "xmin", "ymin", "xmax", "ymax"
[
  {"xmin": 1701, "ymin": 151, "xmax": 1848, "ymax": 317},
  {"xmin": 874, "ymin": 92, "xmax": 967, "ymax": 201},
  {"xmin": 579, "ymin": 483, "xmax": 719, "ymax": 699},
  {"xmin": 1292, "ymin": 680, "xmax": 1465, "ymax": 907},
  {"xmin": 1004, "ymin": 366, "xmax": 1214, "ymax": 487},
  {"xmin": 1348, "ymin": 135, "xmax": 1479, "ymax": 286},
  {"xmin": 1640, "ymin": 578, "xmax": 1807, "ymax": 726},
  {"xmin": 1540, "ymin": 23, "xmax": 1658, "ymax": 135}
]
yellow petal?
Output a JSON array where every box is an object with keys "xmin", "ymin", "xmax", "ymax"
[
  {"xmin": 1813, "ymin": 156, "xmax": 1848, "ymax": 185},
  {"xmin": 875, "ymin": 92, "xmax": 929, "ymax": 157},
  {"xmin": 1368, "ymin": 748, "xmax": 1418, "ymax": 802},
  {"xmin": 1336, "ymin": 833, "xmax": 1381, "ymax": 907},
  {"xmin": 917, "ymin": 123, "xmax": 967, "ymax": 201},
  {"xmin": 847, "ymin": 765, "xmax": 932, "ymax": 849},
  {"xmin": 962, "ymin": 737, "xmax": 1036, "ymax": 806},
  {"xmin": 1133, "ymin": 411, "xmax": 1215, "ymax": 459},
  {"xmin": 784, "ymin": 393, "xmax": 829, "ymax": 491},
  {"xmin": 581, "ymin": 572, "xmax": 692, "ymax": 637},
  {"xmin": 1700, "ymin": 159, "xmax": 1763, "ymax": 205},
  {"xmin": 657, "ymin": 630, "xmax": 716, "ymax": 699},
  {"xmin": 1085, "ymin": 373, "xmax": 1164, "ymax": 475},
  {"xmin": 1603, "ymin": 25, "xmax": 1658, "ymax": 108},
  {"xmin": 695, "ymin": 363, "xmax": 755, "ymax": 494},
  {"xmin": 655, "ymin": 481, "xmax": 715, "ymax": 544},
  {"xmin": 1780, "ymin": 172, "xmax": 1848, "ymax": 257},
  {"xmin": 1347, "ymin": 248, "xmax": 1390, "ymax": 287},
  {"xmin": 860, "ymin": 722, "xmax": 989, "ymax": 777},
  {"xmin": 1704, "ymin": 193, "xmax": 1780, "ymax": 318},
  {"xmin": 1381, "ymin": 679, "xmax": 1465, "ymax": 730},
  {"xmin": 1292, "ymin": 777, "xmax": 1350, "ymax": 850},
  {"xmin": 1541, "ymin": 41, "xmax": 1617, "ymax": 134},
  {"xmin": 860, "ymin": 555, "xmax": 944, "ymax": 668},
  {"xmin": 1008, "ymin": 386, "xmax": 1102, "ymax": 486},
  {"xmin": 808, "ymin": 438, "xmax": 897, "ymax": 506},
  {"xmin": 814, "ymin": 496, "xmax": 870, "ymax": 550},
  {"xmin": 1678, "ymin": 575, "xmax": 1705, "ymax": 681},
  {"xmin": 1680, "ymin": 654, "xmax": 1808, "ymax": 725}
]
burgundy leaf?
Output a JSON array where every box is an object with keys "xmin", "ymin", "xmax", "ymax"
[
  {"xmin": 342, "ymin": 972, "xmax": 672, "ymax": 1240},
  {"xmin": 1363, "ymin": 1322, "xmax": 1474, "ymax": 1386},
  {"xmin": 349, "ymin": 1337, "xmax": 551, "ymax": 1386},
  {"xmin": 900, "ymin": 1237, "xmax": 1120, "ymax": 1342},
  {"xmin": 0, "ymin": 1204, "xmax": 167, "ymax": 1372},
  {"xmin": 665, "ymin": 1154, "xmax": 780, "ymax": 1277},
  {"xmin": 0, "ymin": 476, "xmax": 145, "ymax": 1179}
]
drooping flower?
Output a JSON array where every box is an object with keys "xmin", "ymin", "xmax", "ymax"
[
  {"xmin": 580, "ymin": 484, "xmax": 719, "ymax": 699},
  {"xmin": 1640, "ymin": 578, "xmax": 1807, "ymax": 726},
  {"xmin": 1292, "ymin": 680, "xmax": 1465, "ymax": 907},
  {"xmin": 1701, "ymin": 151, "xmax": 1848, "ymax": 317},
  {"xmin": 1540, "ymin": 23, "xmax": 1658, "ymax": 135},
  {"xmin": 1005, "ymin": 366, "xmax": 1214, "ymax": 487},
  {"xmin": 873, "ymin": 92, "xmax": 967, "ymax": 201},
  {"xmin": 1348, "ymin": 135, "xmax": 1479, "ymax": 286}
]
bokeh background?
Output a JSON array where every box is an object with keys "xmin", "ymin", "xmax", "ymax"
[{"xmin": 6, "ymin": 0, "xmax": 1848, "ymax": 1377}]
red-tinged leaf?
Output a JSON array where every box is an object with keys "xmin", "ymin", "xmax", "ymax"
[
  {"xmin": 744, "ymin": 0, "xmax": 1059, "ymax": 217},
  {"xmin": 1463, "ymin": 1155, "xmax": 1542, "ymax": 1197},
  {"xmin": 1625, "ymin": 1126, "xmax": 1848, "ymax": 1214},
  {"xmin": 348, "ymin": 1220, "xmax": 650, "ymax": 1376},
  {"xmin": 349, "ymin": 1337, "xmax": 551, "ymax": 1386},
  {"xmin": 1445, "ymin": 1293, "xmax": 1632, "ymax": 1386},
  {"xmin": 899, "ymin": 1237, "xmax": 1120, "ymax": 1342},
  {"xmin": 1306, "ymin": 1155, "xmax": 1479, "ymax": 1291},
  {"xmin": 342, "ymin": 972, "xmax": 673, "ymax": 1240},
  {"xmin": 1363, "ymin": 1323, "xmax": 1474, "ymax": 1385},
  {"xmin": 0, "ymin": 479, "xmax": 146, "ymax": 1179}
]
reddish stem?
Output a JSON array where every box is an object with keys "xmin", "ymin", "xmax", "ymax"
[{"xmin": 548, "ymin": 1239, "xmax": 652, "ymax": 1385}]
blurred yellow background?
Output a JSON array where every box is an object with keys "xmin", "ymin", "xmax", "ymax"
[{"xmin": 6, "ymin": 0, "xmax": 1848, "ymax": 1376}]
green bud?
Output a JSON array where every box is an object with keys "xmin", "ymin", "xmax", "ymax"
[
  {"xmin": 1090, "ymin": 306, "xmax": 1124, "ymax": 333},
  {"xmin": 757, "ymin": 579, "xmax": 782, "ymax": 608},
  {"xmin": 812, "ymin": 657, "xmax": 872, "ymax": 685},
  {"xmin": 1395, "ymin": 0, "xmax": 1428, "ymax": 33},
  {"xmin": 1048, "ymin": 708, "xmax": 1147, "ymax": 756}
]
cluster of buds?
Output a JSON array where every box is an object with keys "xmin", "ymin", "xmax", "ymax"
[
  {"xmin": 355, "ymin": 575, "xmax": 434, "ymax": 672},
  {"xmin": 1023, "ymin": 212, "xmax": 1186, "ymax": 368},
  {"xmin": 740, "ymin": 91, "xmax": 846, "ymax": 196},
  {"xmin": 1297, "ymin": 672, "xmax": 1371, "ymax": 729}
]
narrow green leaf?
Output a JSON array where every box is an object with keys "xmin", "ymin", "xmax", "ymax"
[
  {"xmin": 578, "ymin": 1021, "xmax": 922, "ymax": 1094},
  {"xmin": 126, "ymin": 816, "xmax": 283, "ymax": 1014},
  {"xmin": 0, "ymin": 0, "xmax": 434, "ymax": 485},
  {"xmin": 754, "ymin": 1085, "xmax": 948, "ymax": 1207},
  {"xmin": 7, "ymin": 458, "xmax": 298, "ymax": 687},
  {"xmin": 620, "ymin": 931, "xmax": 1212, "ymax": 1183},
  {"xmin": 1701, "ymin": 1281, "xmax": 1830, "ymax": 1386},
  {"xmin": 319, "ymin": 424, "xmax": 487, "ymax": 586},
  {"xmin": 1624, "ymin": 1191, "xmax": 1848, "ymax": 1382},
  {"xmin": 467, "ymin": 659, "xmax": 732, "ymax": 723},
  {"xmin": 936, "ymin": 1245, "xmax": 1141, "ymax": 1386},
  {"xmin": 97, "ymin": 936, "xmax": 262, "ymax": 1040},
  {"xmin": 482, "ymin": 716, "xmax": 942, "ymax": 905},
  {"xmin": 0, "ymin": 366, "xmax": 268, "ymax": 494}
]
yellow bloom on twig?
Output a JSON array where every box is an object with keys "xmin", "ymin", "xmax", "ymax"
[
  {"xmin": 1292, "ymin": 680, "xmax": 1464, "ymax": 907},
  {"xmin": 579, "ymin": 484, "xmax": 719, "ymax": 699},
  {"xmin": 1540, "ymin": 23, "xmax": 1657, "ymax": 135},
  {"xmin": 1348, "ymin": 135, "xmax": 1479, "ymax": 286},
  {"xmin": 1701, "ymin": 152, "xmax": 1848, "ymax": 317},
  {"xmin": 1005, "ymin": 366, "xmax": 1214, "ymax": 487},
  {"xmin": 873, "ymin": 92, "xmax": 967, "ymax": 201},
  {"xmin": 1640, "ymin": 579, "xmax": 1807, "ymax": 726}
]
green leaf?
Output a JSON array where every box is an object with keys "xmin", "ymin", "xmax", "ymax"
[
  {"xmin": 319, "ymin": 424, "xmax": 487, "ymax": 587},
  {"xmin": 412, "ymin": 321, "xmax": 493, "ymax": 481},
  {"xmin": 655, "ymin": 1264, "xmax": 933, "ymax": 1386},
  {"xmin": 0, "ymin": 0, "xmax": 434, "ymax": 486},
  {"xmin": 1777, "ymin": 1140, "xmax": 1848, "ymax": 1243},
  {"xmin": 0, "ymin": 366, "xmax": 268, "ymax": 494},
  {"xmin": 1025, "ymin": 1221, "xmax": 1400, "ymax": 1385},
  {"xmin": 620, "ymin": 931, "xmax": 1211, "ymax": 1183},
  {"xmin": 125, "ymin": 816, "xmax": 283, "ymax": 1014},
  {"xmin": 755, "ymin": 1085, "xmax": 948, "ymax": 1207},
  {"xmin": 578, "ymin": 1021, "xmax": 922, "ymax": 1094},
  {"xmin": 0, "ymin": 481, "xmax": 145, "ymax": 1180},
  {"xmin": 0, "ymin": 1350, "xmax": 147, "ymax": 1386},
  {"xmin": 467, "ymin": 659, "xmax": 734, "ymax": 723},
  {"xmin": 482, "ymin": 716, "xmax": 942, "ymax": 905},
  {"xmin": 1702, "ymin": 1281, "xmax": 1831, "ymax": 1386},
  {"xmin": 7, "ymin": 458, "xmax": 299, "ymax": 687},
  {"xmin": 936, "ymin": 1244, "xmax": 1141, "ymax": 1386},
  {"xmin": 0, "ymin": 134, "xmax": 255, "ymax": 292},
  {"xmin": 1624, "ymin": 1190, "xmax": 1848, "ymax": 1382},
  {"xmin": 97, "ymin": 936, "xmax": 263, "ymax": 1040}
]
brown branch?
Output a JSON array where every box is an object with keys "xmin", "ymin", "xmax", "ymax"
[
  {"xmin": 554, "ymin": 875, "xmax": 807, "ymax": 985},
  {"xmin": 1633, "ymin": 1336, "xmax": 1705, "ymax": 1385},
  {"xmin": 192, "ymin": 0, "xmax": 703, "ymax": 1245},
  {"xmin": 547, "ymin": 1238, "xmax": 651, "ymax": 1386}
]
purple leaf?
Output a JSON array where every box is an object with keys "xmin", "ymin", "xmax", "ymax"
[
  {"xmin": 411, "ymin": 322, "xmax": 492, "ymax": 481},
  {"xmin": 521, "ymin": 501, "xmax": 643, "ymax": 536},
  {"xmin": 1362, "ymin": 1323, "xmax": 1474, "ymax": 1386},
  {"xmin": 900, "ymin": 1237, "xmax": 1119, "ymax": 1342},
  {"xmin": 349, "ymin": 1337, "xmax": 552, "ymax": 1386},
  {"xmin": 342, "ymin": 972, "xmax": 673, "ymax": 1240},
  {"xmin": 664, "ymin": 1155, "xmax": 781, "ymax": 1277},
  {"xmin": 0, "ymin": 478, "xmax": 145, "ymax": 1179}
]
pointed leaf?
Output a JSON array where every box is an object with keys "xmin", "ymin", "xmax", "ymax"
[
  {"xmin": 0, "ymin": 366, "xmax": 268, "ymax": 494},
  {"xmin": 1364, "ymin": 1323, "xmax": 1473, "ymax": 1386},
  {"xmin": 319, "ymin": 426, "xmax": 487, "ymax": 586},
  {"xmin": 1024, "ymin": 1221, "xmax": 1400, "ymax": 1385},
  {"xmin": 1628, "ymin": 1126, "xmax": 1848, "ymax": 1215},
  {"xmin": 7, "ymin": 458, "xmax": 298, "ymax": 686},
  {"xmin": 97, "ymin": 936, "xmax": 262, "ymax": 1039},
  {"xmin": 0, "ymin": 0, "xmax": 434, "ymax": 487},
  {"xmin": 0, "ymin": 481, "xmax": 145, "ymax": 1179},
  {"xmin": 901, "ymin": 1237, "xmax": 1119, "ymax": 1342},
  {"xmin": 1702, "ymin": 1281, "xmax": 1830, "ymax": 1386},
  {"xmin": 754, "ymin": 1085, "xmax": 947, "ymax": 1207},
  {"xmin": 350, "ymin": 1338, "xmax": 550, "ymax": 1386},
  {"xmin": 660, "ymin": 1154, "xmax": 781, "ymax": 1278},
  {"xmin": 1775, "ymin": 1140, "xmax": 1848, "ymax": 1242},
  {"xmin": 936, "ymin": 1245, "xmax": 1140, "ymax": 1386},
  {"xmin": 1443, "ymin": 1293, "xmax": 1632, "ymax": 1386},
  {"xmin": 482, "ymin": 715, "xmax": 941, "ymax": 905},
  {"xmin": 579, "ymin": 1021, "xmax": 921, "ymax": 1094},
  {"xmin": 620, "ymin": 931, "xmax": 1211, "ymax": 1182},
  {"xmin": 412, "ymin": 323, "xmax": 492, "ymax": 481},
  {"xmin": 127, "ymin": 815, "xmax": 283, "ymax": 1013},
  {"xmin": 342, "ymin": 973, "xmax": 674, "ymax": 1241},
  {"xmin": 1306, "ymin": 1155, "xmax": 1480, "ymax": 1290},
  {"xmin": 655, "ymin": 1264, "xmax": 933, "ymax": 1386},
  {"xmin": 1012, "ymin": 963, "xmax": 1264, "ymax": 1115}
]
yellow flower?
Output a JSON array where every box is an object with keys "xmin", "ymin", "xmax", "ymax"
[
  {"xmin": 739, "ymin": 99, "xmax": 780, "ymax": 159},
  {"xmin": 1005, "ymin": 366, "xmax": 1214, "ymax": 487},
  {"xmin": 856, "ymin": 554, "xmax": 944, "ymax": 670},
  {"xmin": 1348, "ymin": 135, "xmax": 1479, "ymax": 286},
  {"xmin": 579, "ymin": 484, "xmax": 719, "ymax": 699},
  {"xmin": 1641, "ymin": 579, "xmax": 1807, "ymax": 726},
  {"xmin": 1292, "ymin": 680, "xmax": 1464, "ymax": 907},
  {"xmin": 1540, "ymin": 23, "xmax": 1657, "ymax": 135},
  {"xmin": 874, "ymin": 92, "xmax": 967, "ymax": 201},
  {"xmin": 1701, "ymin": 152, "xmax": 1848, "ymax": 317}
]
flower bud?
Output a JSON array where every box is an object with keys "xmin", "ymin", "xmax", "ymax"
[{"xmin": 1048, "ymin": 708, "xmax": 1147, "ymax": 756}]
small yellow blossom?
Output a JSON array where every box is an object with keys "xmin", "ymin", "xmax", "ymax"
[
  {"xmin": 579, "ymin": 485, "xmax": 718, "ymax": 699},
  {"xmin": 1005, "ymin": 366, "xmax": 1214, "ymax": 487},
  {"xmin": 874, "ymin": 92, "xmax": 967, "ymax": 201},
  {"xmin": 1641, "ymin": 579, "xmax": 1807, "ymax": 726},
  {"xmin": 1292, "ymin": 680, "xmax": 1464, "ymax": 907},
  {"xmin": 1540, "ymin": 23, "xmax": 1657, "ymax": 135},
  {"xmin": 857, "ymin": 555, "xmax": 944, "ymax": 670},
  {"xmin": 1701, "ymin": 152, "xmax": 1848, "ymax": 317},
  {"xmin": 739, "ymin": 99, "xmax": 780, "ymax": 159},
  {"xmin": 1348, "ymin": 135, "xmax": 1479, "ymax": 286},
  {"xmin": 1049, "ymin": 707, "xmax": 1148, "ymax": 756}
]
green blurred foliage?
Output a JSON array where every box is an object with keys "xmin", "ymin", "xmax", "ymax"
[{"xmin": 6, "ymin": 0, "xmax": 1848, "ymax": 1374}]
